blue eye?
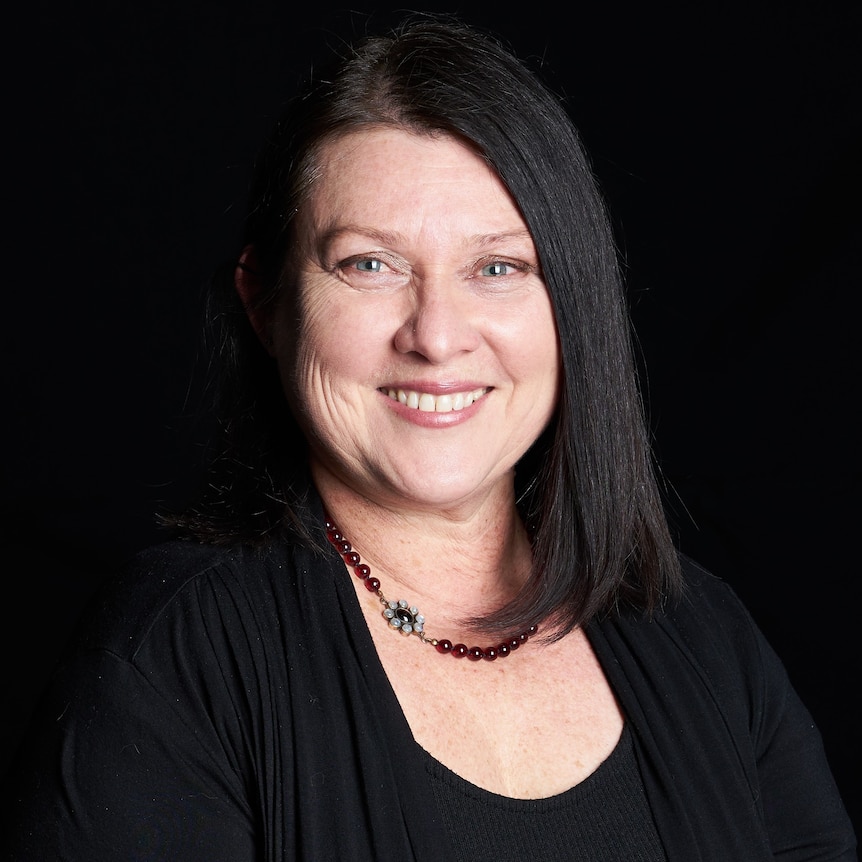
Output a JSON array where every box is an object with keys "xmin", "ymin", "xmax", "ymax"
[
  {"xmin": 481, "ymin": 262, "xmax": 511, "ymax": 276},
  {"xmin": 354, "ymin": 258, "xmax": 383, "ymax": 272}
]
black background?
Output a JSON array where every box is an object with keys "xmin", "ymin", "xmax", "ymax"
[{"xmin": 4, "ymin": 0, "xmax": 860, "ymax": 834}]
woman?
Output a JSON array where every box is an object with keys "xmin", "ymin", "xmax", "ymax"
[{"xmin": 5, "ymin": 13, "xmax": 855, "ymax": 861}]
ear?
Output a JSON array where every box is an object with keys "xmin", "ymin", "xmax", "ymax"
[{"xmin": 235, "ymin": 244, "xmax": 276, "ymax": 356}]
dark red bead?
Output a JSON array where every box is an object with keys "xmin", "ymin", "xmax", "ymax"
[
  {"xmin": 508, "ymin": 638, "xmax": 521, "ymax": 650},
  {"xmin": 337, "ymin": 540, "xmax": 351, "ymax": 554},
  {"xmin": 483, "ymin": 647, "xmax": 498, "ymax": 661},
  {"xmin": 327, "ymin": 529, "xmax": 341, "ymax": 542},
  {"xmin": 451, "ymin": 644, "xmax": 469, "ymax": 658},
  {"xmin": 497, "ymin": 643, "xmax": 511, "ymax": 657},
  {"xmin": 354, "ymin": 564, "xmax": 371, "ymax": 579},
  {"xmin": 435, "ymin": 639, "xmax": 453, "ymax": 654},
  {"xmin": 518, "ymin": 632, "xmax": 529, "ymax": 645},
  {"xmin": 528, "ymin": 624, "xmax": 539, "ymax": 636},
  {"xmin": 467, "ymin": 647, "xmax": 484, "ymax": 661},
  {"xmin": 345, "ymin": 551, "xmax": 361, "ymax": 566},
  {"xmin": 364, "ymin": 577, "xmax": 380, "ymax": 592}
]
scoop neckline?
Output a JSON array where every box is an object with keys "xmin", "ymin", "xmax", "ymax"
[{"xmin": 418, "ymin": 721, "xmax": 632, "ymax": 808}]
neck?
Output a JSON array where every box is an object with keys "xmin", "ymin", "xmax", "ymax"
[{"xmin": 313, "ymin": 466, "xmax": 532, "ymax": 624}]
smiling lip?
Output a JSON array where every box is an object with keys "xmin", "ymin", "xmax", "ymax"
[{"xmin": 380, "ymin": 386, "xmax": 490, "ymax": 413}]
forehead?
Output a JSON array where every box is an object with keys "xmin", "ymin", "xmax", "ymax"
[{"xmin": 300, "ymin": 126, "xmax": 529, "ymax": 237}]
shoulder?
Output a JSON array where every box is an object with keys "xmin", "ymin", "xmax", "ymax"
[
  {"xmin": 594, "ymin": 553, "xmax": 787, "ymax": 698},
  {"xmin": 643, "ymin": 554, "xmax": 773, "ymax": 672},
  {"xmin": 664, "ymin": 554, "xmax": 770, "ymax": 661},
  {"xmin": 593, "ymin": 554, "xmax": 803, "ymax": 764},
  {"xmin": 604, "ymin": 553, "xmax": 789, "ymax": 709},
  {"xmin": 666, "ymin": 553, "xmax": 759, "ymax": 636},
  {"xmin": 71, "ymin": 537, "xmax": 324, "ymax": 662}
]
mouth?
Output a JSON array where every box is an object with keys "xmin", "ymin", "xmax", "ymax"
[{"xmin": 380, "ymin": 387, "xmax": 489, "ymax": 413}]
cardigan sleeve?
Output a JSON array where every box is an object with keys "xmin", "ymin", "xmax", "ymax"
[
  {"xmin": 3, "ymin": 536, "xmax": 441, "ymax": 862},
  {"xmin": 5, "ymin": 645, "xmax": 259, "ymax": 861},
  {"xmin": 667, "ymin": 562, "xmax": 857, "ymax": 860},
  {"xmin": 735, "ymin": 591, "xmax": 856, "ymax": 861},
  {"xmin": 590, "ymin": 558, "xmax": 857, "ymax": 861},
  {"xmin": 3, "ymin": 546, "xmax": 270, "ymax": 862}
]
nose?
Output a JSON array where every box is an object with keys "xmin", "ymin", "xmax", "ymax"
[{"xmin": 393, "ymin": 277, "xmax": 481, "ymax": 363}]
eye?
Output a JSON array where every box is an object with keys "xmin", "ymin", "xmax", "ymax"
[
  {"xmin": 352, "ymin": 258, "xmax": 384, "ymax": 273},
  {"xmin": 331, "ymin": 253, "xmax": 407, "ymax": 291},
  {"xmin": 481, "ymin": 261, "xmax": 512, "ymax": 277}
]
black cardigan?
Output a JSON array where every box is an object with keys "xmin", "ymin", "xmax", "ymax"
[{"xmin": 4, "ymin": 522, "xmax": 856, "ymax": 860}]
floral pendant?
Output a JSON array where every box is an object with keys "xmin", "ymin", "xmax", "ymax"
[{"xmin": 383, "ymin": 599, "xmax": 425, "ymax": 637}]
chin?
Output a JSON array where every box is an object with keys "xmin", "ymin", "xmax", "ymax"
[{"xmin": 377, "ymin": 467, "xmax": 511, "ymax": 511}]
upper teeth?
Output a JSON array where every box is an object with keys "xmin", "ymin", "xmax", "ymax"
[{"xmin": 384, "ymin": 387, "xmax": 488, "ymax": 413}]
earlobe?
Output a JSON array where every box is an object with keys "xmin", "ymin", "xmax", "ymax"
[{"xmin": 235, "ymin": 244, "xmax": 276, "ymax": 356}]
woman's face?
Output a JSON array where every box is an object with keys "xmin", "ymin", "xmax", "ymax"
[{"xmin": 271, "ymin": 127, "xmax": 561, "ymax": 512}]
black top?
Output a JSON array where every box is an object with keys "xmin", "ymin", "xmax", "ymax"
[
  {"xmin": 3, "ymin": 500, "xmax": 857, "ymax": 860},
  {"xmin": 424, "ymin": 722, "xmax": 667, "ymax": 861}
]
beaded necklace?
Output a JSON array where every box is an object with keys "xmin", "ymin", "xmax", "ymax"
[{"xmin": 325, "ymin": 515, "xmax": 538, "ymax": 661}]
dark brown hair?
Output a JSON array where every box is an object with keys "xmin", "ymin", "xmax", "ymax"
[{"xmin": 168, "ymin": 12, "xmax": 682, "ymax": 636}]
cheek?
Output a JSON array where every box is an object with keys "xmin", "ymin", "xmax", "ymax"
[
  {"xmin": 509, "ymin": 297, "xmax": 561, "ymax": 385},
  {"xmin": 517, "ymin": 311, "xmax": 562, "ymax": 428},
  {"xmin": 291, "ymin": 271, "xmax": 405, "ymax": 372},
  {"xmin": 275, "ymin": 281, "xmax": 363, "ymax": 408}
]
